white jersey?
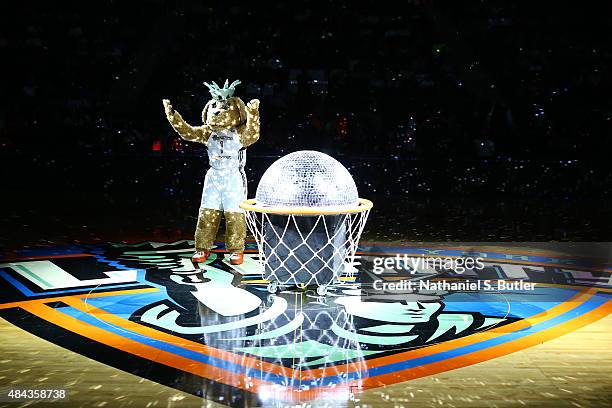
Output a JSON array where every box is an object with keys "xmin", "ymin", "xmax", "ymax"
[
  {"xmin": 206, "ymin": 128, "xmax": 245, "ymax": 171},
  {"xmin": 201, "ymin": 128, "xmax": 247, "ymax": 212}
]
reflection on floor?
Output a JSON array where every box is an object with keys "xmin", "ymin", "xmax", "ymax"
[{"xmin": 0, "ymin": 241, "xmax": 610, "ymax": 407}]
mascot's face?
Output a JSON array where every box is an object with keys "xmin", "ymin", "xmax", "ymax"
[{"xmin": 203, "ymin": 97, "xmax": 247, "ymax": 129}]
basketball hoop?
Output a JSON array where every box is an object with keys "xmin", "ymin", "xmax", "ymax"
[{"xmin": 240, "ymin": 151, "xmax": 372, "ymax": 295}]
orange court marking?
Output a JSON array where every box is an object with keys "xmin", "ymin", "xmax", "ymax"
[
  {"xmin": 19, "ymin": 301, "xmax": 274, "ymax": 394},
  {"xmin": 1, "ymin": 287, "xmax": 599, "ymax": 384},
  {"xmin": 0, "ymin": 287, "xmax": 158, "ymax": 310},
  {"xmin": 301, "ymin": 287, "xmax": 597, "ymax": 379},
  {"xmin": 54, "ymin": 286, "xmax": 599, "ymax": 382},
  {"xmin": 356, "ymin": 296, "xmax": 612, "ymax": 389},
  {"xmin": 4, "ymin": 285, "xmax": 609, "ymax": 402},
  {"xmin": 62, "ymin": 296, "xmax": 293, "ymax": 379}
]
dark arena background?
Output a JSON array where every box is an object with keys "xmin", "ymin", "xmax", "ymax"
[{"xmin": 1, "ymin": 1, "xmax": 611, "ymax": 408}]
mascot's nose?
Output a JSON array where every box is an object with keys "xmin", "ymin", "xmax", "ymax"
[{"xmin": 213, "ymin": 110, "xmax": 220, "ymax": 116}]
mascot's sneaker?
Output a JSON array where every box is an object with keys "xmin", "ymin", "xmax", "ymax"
[
  {"xmin": 229, "ymin": 252, "xmax": 244, "ymax": 265},
  {"xmin": 191, "ymin": 251, "xmax": 211, "ymax": 263}
]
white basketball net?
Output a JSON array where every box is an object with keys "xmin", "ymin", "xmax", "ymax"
[{"xmin": 244, "ymin": 209, "xmax": 370, "ymax": 287}]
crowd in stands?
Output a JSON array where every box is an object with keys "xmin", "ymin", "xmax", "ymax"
[{"xmin": 2, "ymin": 1, "xmax": 610, "ymax": 200}]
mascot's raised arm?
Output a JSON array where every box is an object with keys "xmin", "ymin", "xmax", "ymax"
[{"xmin": 163, "ymin": 80, "xmax": 260, "ymax": 265}]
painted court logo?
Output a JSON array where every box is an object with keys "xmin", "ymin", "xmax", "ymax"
[{"xmin": 0, "ymin": 241, "xmax": 610, "ymax": 404}]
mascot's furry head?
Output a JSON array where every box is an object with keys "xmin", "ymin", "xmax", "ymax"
[{"xmin": 201, "ymin": 79, "xmax": 247, "ymax": 129}]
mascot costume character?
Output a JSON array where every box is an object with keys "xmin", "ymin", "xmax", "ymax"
[{"xmin": 163, "ymin": 80, "xmax": 260, "ymax": 265}]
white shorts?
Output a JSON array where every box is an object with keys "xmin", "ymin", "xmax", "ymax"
[{"xmin": 200, "ymin": 168, "xmax": 247, "ymax": 212}]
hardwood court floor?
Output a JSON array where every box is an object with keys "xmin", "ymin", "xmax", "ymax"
[{"xmin": 1, "ymin": 314, "xmax": 610, "ymax": 408}]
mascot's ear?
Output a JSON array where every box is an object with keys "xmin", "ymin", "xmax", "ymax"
[
  {"xmin": 201, "ymin": 100, "xmax": 214, "ymax": 123},
  {"xmin": 234, "ymin": 98, "xmax": 247, "ymax": 124}
]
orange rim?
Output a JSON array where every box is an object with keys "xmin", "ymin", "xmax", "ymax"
[{"xmin": 239, "ymin": 198, "xmax": 373, "ymax": 215}]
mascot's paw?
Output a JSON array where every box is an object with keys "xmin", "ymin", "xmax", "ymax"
[
  {"xmin": 246, "ymin": 99, "xmax": 260, "ymax": 113},
  {"xmin": 162, "ymin": 99, "xmax": 174, "ymax": 116}
]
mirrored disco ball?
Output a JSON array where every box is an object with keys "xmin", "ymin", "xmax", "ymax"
[{"xmin": 256, "ymin": 151, "xmax": 359, "ymax": 208}]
